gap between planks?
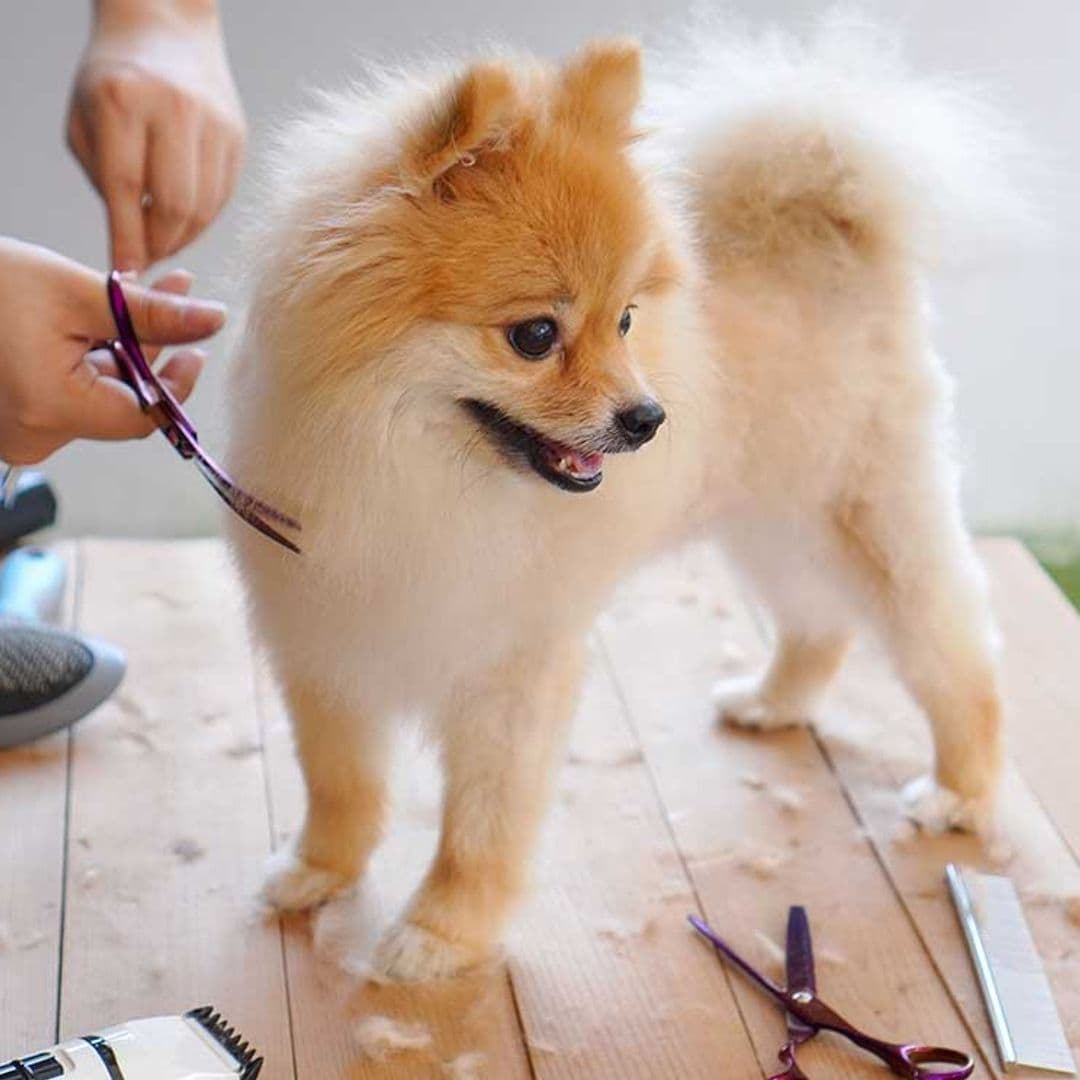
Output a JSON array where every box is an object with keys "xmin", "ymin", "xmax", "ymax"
[
  {"xmin": 56, "ymin": 540, "xmax": 295, "ymax": 1072},
  {"xmin": 53, "ymin": 540, "xmax": 83, "ymax": 1042},
  {"xmin": 254, "ymin": 632, "xmax": 762, "ymax": 1078},
  {"xmin": 813, "ymin": 540, "xmax": 1080, "ymax": 1072},
  {"xmin": 981, "ymin": 538, "xmax": 1080, "ymax": 868},
  {"xmin": 0, "ymin": 541, "xmax": 77, "ymax": 1055},
  {"xmin": 599, "ymin": 538, "xmax": 1080, "ymax": 1077},
  {"xmin": 594, "ymin": 544, "xmax": 986, "ymax": 1079},
  {"xmin": 255, "ymin": 660, "xmax": 535, "ymax": 1080}
]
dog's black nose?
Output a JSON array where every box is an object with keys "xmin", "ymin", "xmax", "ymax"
[{"xmin": 616, "ymin": 400, "xmax": 666, "ymax": 447}]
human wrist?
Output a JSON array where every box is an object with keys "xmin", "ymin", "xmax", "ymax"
[{"xmin": 91, "ymin": 0, "xmax": 221, "ymax": 37}]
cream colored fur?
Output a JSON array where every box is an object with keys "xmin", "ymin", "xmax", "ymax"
[{"xmin": 227, "ymin": 20, "xmax": 1008, "ymax": 980}]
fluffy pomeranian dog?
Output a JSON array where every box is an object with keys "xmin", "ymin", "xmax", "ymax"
[{"xmin": 227, "ymin": 17, "xmax": 1014, "ymax": 979}]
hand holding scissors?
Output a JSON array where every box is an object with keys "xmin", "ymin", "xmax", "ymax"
[
  {"xmin": 689, "ymin": 909, "xmax": 974, "ymax": 1079},
  {"xmin": 0, "ymin": 239, "xmax": 221, "ymax": 466},
  {"xmin": 0, "ymin": 249, "xmax": 300, "ymax": 550}
]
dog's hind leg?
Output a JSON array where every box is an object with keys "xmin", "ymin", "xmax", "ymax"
[
  {"xmin": 714, "ymin": 521, "xmax": 852, "ymax": 731},
  {"xmin": 262, "ymin": 679, "xmax": 390, "ymax": 912},
  {"xmin": 717, "ymin": 632, "xmax": 851, "ymax": 731},
  {"xmin": 832, "ymin": 473, "xmax": 1004, "ymax": 834},
  {"xmin": 374, "ymin": 641, "xmax": 584, "ymax": 980}
]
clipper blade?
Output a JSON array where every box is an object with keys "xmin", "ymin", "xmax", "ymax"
[{"xmin": 186, "ymin": 1006, "xmax": 263, "ymax": 1079}]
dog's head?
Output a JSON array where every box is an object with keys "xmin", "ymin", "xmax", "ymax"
[{"xmin": 273, "ymin": 41, "xmax": 683, "ymax": 494}]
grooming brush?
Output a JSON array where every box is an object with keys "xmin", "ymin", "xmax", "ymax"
[
  {"xmin": 0, "ymin": 548, "xmax": 126, "ymax": 750},
  {"xmin": 0, "ymin": 1006, "xmax": 262, "ymax": 1079}
]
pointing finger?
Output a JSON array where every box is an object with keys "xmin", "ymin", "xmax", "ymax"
[{"xmin": 97, "ymin": 116, "xmax": 149, "ymax": 272}]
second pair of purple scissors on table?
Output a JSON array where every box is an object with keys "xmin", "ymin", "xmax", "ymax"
[{"xmin": 690, "ymin": 909, "xmax": 973, "ymax": 1079}]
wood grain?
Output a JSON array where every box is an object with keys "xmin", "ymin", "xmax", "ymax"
[
  {"xmin": 508, "ymin": 641, "xmax": 760, "ymax": 1079},
  {"xmin": 794, "ymin": 538, "xmax": 1080, "ymax": 1072},
  {"xmin": 59, "ymin": 540, "xmax": 293, "ymax": 1075},
  {"xmin": 730, "ymin": 536, "xmax": 1080, "ymax": 1075},
  {"xmin": 597, "ymin": 542, "xmax": 991, "ymax": 1078},
  {"xmin": 5, "ymin": 536, "xmax": 1078, "ymax": 1078},
  {"xmin": 982, "ymin": 538, "xmax": 1080, "ymax": 863}
]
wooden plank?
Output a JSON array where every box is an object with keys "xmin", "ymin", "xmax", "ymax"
[
  {"xmin": 598, "ymin": 542, "xmax": 987, "ymax": 1078},
  {"xmin": 0, "ymin": 542, "xmax": 76, "ymax": 1055},
  {"xmin": 980, "ymin": 538, "xmax": 1080, "ymax": 863},
  {"xmin": 800, "ymin": 547, "xmax": 1080, "ymax": 1073},
  {"xmin": 507, "ymin": 642, "xmax": 760, "ymax": 1079},
  {"xmin": 59, "ymin": 540, "xmax": 294, "ymax": 1076},
  {"xmin": 257, "ymin": 663, "xmax": 533, "ymax": 1079}
]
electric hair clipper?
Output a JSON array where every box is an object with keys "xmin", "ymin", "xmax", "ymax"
[{"xmin": 0, "ymin": 1006, "xmax": 262, "ymax": 1079}]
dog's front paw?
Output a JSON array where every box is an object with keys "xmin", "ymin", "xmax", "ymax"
[
  {"xmin": 713, "ymin": 674, "xmax": 811, "ymax": 732},
  {"xmin": 262, "ymin": 849, "xmax": 353, "ymax": 912},
  {"xmin": 373, "ymin": 921, "xmax": 491, "ymax": 982},
  {"xmin": 902, "ymin": 775, "xmax": 993, "ymax": 835}
]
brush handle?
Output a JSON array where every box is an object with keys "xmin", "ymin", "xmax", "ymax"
[{"xmin": 0, "ymin": 547, "xmax": 66, "ymax": 624}]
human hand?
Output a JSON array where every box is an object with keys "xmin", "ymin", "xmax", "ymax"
[
  {"xmin": 66, "ymin": 0, "xmax": 246, "ymax": 271},
  {"xmin": 0, "ymin": 237, "xmax": 226, "ymax": 465}
]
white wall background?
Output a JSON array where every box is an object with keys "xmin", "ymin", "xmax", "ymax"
[{"xmin": 1, "ymin": 1, "xmax": 1077, "ymax": 537}]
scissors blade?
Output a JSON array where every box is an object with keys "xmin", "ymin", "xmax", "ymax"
[
  {"xmin": 785, "ymin": 906, "xmax": 818, "ymax": 1043},
  {"xmin": 195, "ymin": 458, "xmax": 302, "ymax": 555}
]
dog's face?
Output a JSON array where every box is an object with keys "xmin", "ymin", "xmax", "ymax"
[
  {"xmin": 300, "ymin": 41, "xmax": 682, "ymax": 494},
  {"xmin": 409, "ymin": 43, "xmax": 682, "ymax": 493}
]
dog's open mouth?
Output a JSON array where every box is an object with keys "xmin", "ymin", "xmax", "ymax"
[{"xmin": 463, "ymin": 399, "xmax": 604, "ymax": 493}]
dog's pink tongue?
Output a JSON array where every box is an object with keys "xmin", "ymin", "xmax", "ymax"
[
  {"xmin": 571, "ymin": 449, "xmax": 604, "ymax": 475},
  {"xmin": 545, "ymin": 440, "xmax": 603, "ymax": 479}
]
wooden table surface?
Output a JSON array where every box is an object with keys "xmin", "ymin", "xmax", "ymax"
[{"xmin": 1, "ymin": 538, "xmax": 1078, "ymax": 1078}]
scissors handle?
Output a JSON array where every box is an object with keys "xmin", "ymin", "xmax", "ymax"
[
  {"xmin": 765, "ymin": 1030, "xmax": 971, "ymax": 1080},
  {"xmin": 767, "ymin": 1042, "xmax": 810, "ymax": 1080},
  {"xmin": 896, "ymin": 1045, "xmax": 975, "ymax": 1079},
  {"xmin": 804, "ymin": 997, "xmax": 974, "ymax": 1079}
]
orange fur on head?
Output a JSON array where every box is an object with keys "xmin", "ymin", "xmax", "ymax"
[
  {"xmin": 400, "ymin": 62, "xmax": 520, "ymax": 191},
  {"xmin": 555, "ymin": 39, "xmax": 643, "ymax": 141},
  {"xmin": 267, "ymin": 42, "xmax": 680, "ymax": 446}
]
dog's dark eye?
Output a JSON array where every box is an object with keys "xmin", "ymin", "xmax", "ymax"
[
  {"xmin": 619, "ymin": 307, "xmax": 633, "ymax": 337},
  {"xmin": 507, "ymin": 317, "xmax": 558, "ymax": 360}
]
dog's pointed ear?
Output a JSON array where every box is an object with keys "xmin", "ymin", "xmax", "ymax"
[
  {"xmin": 401, "ymin": 62, "xmax": 519, "ymax": 191},
  {"xmin": 556, "ymin": 39, "xmax": 643, "ymax": 141}
]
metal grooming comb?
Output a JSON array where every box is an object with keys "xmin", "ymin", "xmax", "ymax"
[{"xmin": 946, "ymin": 863, "xmax": 1076, "ymax": 1075}]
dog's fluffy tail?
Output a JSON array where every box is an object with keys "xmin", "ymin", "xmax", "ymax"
[{"xmin": 646, "ymin": 11, "xmax": 1029, "ymax": 274}]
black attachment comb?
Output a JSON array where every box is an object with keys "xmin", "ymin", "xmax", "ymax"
[{"xmin": 186, "ymin": 1006, "xmax": 263, "ymax": 1079}]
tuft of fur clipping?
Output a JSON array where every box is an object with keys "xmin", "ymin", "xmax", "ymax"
[
  {"xmin": 646, "ymin": 9, "xmax": 1029, "ymax": 272},
  {"xmin": 352, "ymin": 1015, "xmax": 433, "ymax": 1061}
]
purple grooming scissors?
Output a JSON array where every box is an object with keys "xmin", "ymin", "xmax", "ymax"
[
  {"xmin": 689, "ymin": 910, "xmax": 974, "ymax": 1079},
  {"xmin": 103, "ymin": 271, "xmax": 301, "ymax": 553}
]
